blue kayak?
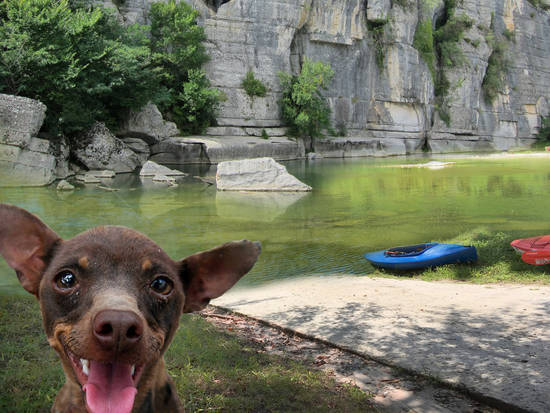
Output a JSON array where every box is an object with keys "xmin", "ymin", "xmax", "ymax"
[{"xmin": 364, "ymin": 243, "xmax": 477, "ymax": 271}]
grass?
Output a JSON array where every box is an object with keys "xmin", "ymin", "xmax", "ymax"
[
  {"xmin": 369, "ymin": 227, "xmax": 550, "ymax": 284},
  {"xmin": 0, "ymin": 294, "xmax": 374, "ymax": 413}
]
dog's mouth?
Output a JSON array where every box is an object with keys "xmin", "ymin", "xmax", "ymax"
[{"xmin": 67, "ymin": 350, "xmax": 144, "ymax": 413}]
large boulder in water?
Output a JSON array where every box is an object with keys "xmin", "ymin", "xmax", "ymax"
[
  {"xmin": 72, "ymin": 122, "xmax": 141, "ymax": 173},
  {"xmin": 216, "ymin": 157, "xmax": 312, "ymax": 192}
]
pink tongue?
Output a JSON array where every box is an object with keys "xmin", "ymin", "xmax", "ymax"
[{"xmin": 83, "ymin": 361, "xmax": 137, "ymax": 413}]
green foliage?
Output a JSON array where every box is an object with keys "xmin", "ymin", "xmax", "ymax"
[
  {"xmin": 502, "ymin": 27, "xmax": 515, "ymax": 42},
  {"xmin": 434, "ymin": 14, "xmax": 473, "ymax": 67},
  {"xmin": 150, "ymin": 0, "xmax": 221, "ymax": 134},
  {"xmin": 482, "ymin": 40, "xmax": 510, "ymax": 103},
  {"xmin": 527, "ymin": 0, "xmax": 550, "ymax": 9},
  {"xmin": 278, "ymin": 59, "xmax": 334, "ymax": 140},
  {"xmin": 261, "ymin": 128, "xmax": 269, "ymax": 139},
  {"xmin": 367, "ymin": 19, "xmax": 389, "ymax": 70},
  {"xmin": 537, "ymin": 116, "xmax": 550, "ymax": 141},
  {"xmin": 171, "ymin": 69, "xmax": 222, "ymax": 135},
  {"xmin": 413, "ymin": 0, "xmax": 471, "ymax": 126},
  {"xmin": 413, "ymin": 19, "xmax": 436, "ymax": 78},
  {"xmin": 242, "ymin": 71, "xmax": 267, "ymax": 98},
  {"xmin": 0, "ymin": 0, "xmax": 157, "ymax": 136}
]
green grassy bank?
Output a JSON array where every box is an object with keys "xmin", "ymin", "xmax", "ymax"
[
  {"xmin": 368, "ymin": 228, "xmax": 550, "ymax": 283},
  {"xmin": 0, "ymin": 294, "xmax": 374, "ymax": 413}
]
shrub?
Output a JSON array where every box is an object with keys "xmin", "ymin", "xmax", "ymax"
[
  {"xmin": 434, "ymin": 14, "xmax": 473, "ymax": 67},
  {"xmin": 150, "ymin": 0, "xmax": 221, "ymax": 134},
  {"xmin": 171, "ymin": 69, "xmax": 222, "ymax": 135},
  {"xmin": 537, "ymin": 116, "xmax": 550, "ymax": 141},
  {"xmin": 367, "ymin": 19, "xmax": 389, "ymax": 70},
  {"xmin": 0, "ymin": 0, "xmax": 157, "ymax": 136},
  {"xmin": 482, "ymin": 40, "xmax": 509, "ymax": 103},
  {"xmin": 242, "ymin": 71, "xmax": 267, "ymax": 98},
  {"xmin": 278, "ymin": 59, "xmax": 334, "ymax": 141},
  {"xmin": 413, "ymin": 19, "xmax": 436, "ymax": 78},
  {"xmin": 261, "ymin": 129, "xmax": 269, "ymax": 139}
]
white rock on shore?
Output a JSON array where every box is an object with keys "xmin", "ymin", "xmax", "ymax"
[{"xmin": 216, "ymin": 157, "xmax": 312, "ymax": 192}]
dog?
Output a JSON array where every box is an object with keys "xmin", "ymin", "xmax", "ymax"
[{"xmin": 0, "ymin": 203, "xmax": 260, "ymax": 413}]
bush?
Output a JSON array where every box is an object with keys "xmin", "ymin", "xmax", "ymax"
[
  {"xmin": 482, "ymin": 40, "xmax": 509, "ymax": 103},
  {"xmin": 413, "ymin": 19, "xmax": 436, "ymax": 78},
  {"xmin": 537, "ymin": 116, "xmax": 550, "ymax": 141},
  {"xmin": 367, "ymin": 19, "xmax": 389, "ymax": 70},
  {"xmin": 434, "ymin": 14, "xmax": 473, "ymax": 67},
  {"xmin": 171, "ymin": 69, "xmax": 222, "ymax": 135},
  {"xmin": 150, "ymin": 0, "xmax": 221, "ymax": 134},
  {"xmin": 242, "ymin": 71, "xmax": 267, "ymax": 98},
  {"xmin": 0, "ymin": 0, "xmax": 157, "ymax": 136},
  {"xmin": 278, "ymin": 60, "xmax": 334, "ymax": 141}
]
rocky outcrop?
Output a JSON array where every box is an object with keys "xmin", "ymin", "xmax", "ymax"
[
  {"xmin": 216, "ymin": 157, "xmax": 312, "ymax": 191},
  {"xmin": 150, "ymin": 136, "xmax": 305, "ymax": 164},
  {"xmin": 72, "ymin": 122, "xmax": 141, "ymax": 173},
  {"xmin": 118, "ymin": 103, "xmax": 179, "ymax": 144},
  {"xmin": 111, "ymin": 0, "xmax": 550, "ymax": 155},
  {"xmin": 0, "ymin": 94, "xmax": 68, "ymax": 186}
]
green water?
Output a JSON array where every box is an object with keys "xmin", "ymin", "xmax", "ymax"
[{"xmin": 1, "ymin": 154, "xmax": 550, "ymax": 292}]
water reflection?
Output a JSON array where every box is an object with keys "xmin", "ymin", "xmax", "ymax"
[{"xmin": 216, "ymin": 191, "xmax": 309, "ymax": 222}]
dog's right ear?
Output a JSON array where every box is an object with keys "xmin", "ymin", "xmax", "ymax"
[{"xmin": 0, "ymin": 204, "xmax": 61, "ymax": 297}]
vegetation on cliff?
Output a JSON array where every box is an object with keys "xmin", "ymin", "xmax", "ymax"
[
  {"xmin": 149, "ymin": 0, "xmax": 222, "ymax": 134},
  {"xmin": 279, "ymin": 60, "xmax": 334, "ymax": 151},
  {"xmin": 413, "ymin": 0, "xmax": 472, "ymax": 125},
  {"xmin": 0, "ymin": 0, "xmax": 220, "ymax": 137}
]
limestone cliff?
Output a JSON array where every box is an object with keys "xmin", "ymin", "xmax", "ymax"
[{"xmin": 110, "ymin": 0, "xmax": 550, "ymax": 154}]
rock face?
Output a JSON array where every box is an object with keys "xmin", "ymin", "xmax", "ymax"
[
  {"xmin": 216, "ymin": 157, "xmax": 312, "ymax": 191},
  {"xmin": 0, "ymin": 94, "xmax": 65, "ymax": 186},
  {"xmin": 118, "ymin": 103, "xmax": 179, "ymax": 144},
  {"xmin": 72, "ymin": 122, "xmax": 141, "ymax": 173},
  {"xmin": 150, "ymin": 136, "xmax": 305, "ymax": 164},
  {"xmin": 112, "ymin": 0, "xmax": 550, "ymax": 154}
]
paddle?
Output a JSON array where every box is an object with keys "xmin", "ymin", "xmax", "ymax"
[{"xmin": 521, "ymin": 250, "xmax": 550, "ymax": 265}]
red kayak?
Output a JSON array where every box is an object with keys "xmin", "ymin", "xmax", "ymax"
[
  {"xmin": 511, "ymin": 235, "xmax": 550, "ymax": 265},
  {"xmin": 510, "ymin": 235, "xmax": 550, "ymax": 253}
]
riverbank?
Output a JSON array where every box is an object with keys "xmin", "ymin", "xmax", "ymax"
[{"xmin": 213, "ymin": 275, "xmax": 550, "ymax": 413}]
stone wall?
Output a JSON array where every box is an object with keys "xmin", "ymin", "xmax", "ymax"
[{"xmin": 110, "ymin": 0, "xmax": 550, "ymax": 154}]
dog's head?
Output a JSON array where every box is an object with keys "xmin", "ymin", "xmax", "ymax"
[{"xmin": 0, "ymin": 203, "xmax": 260, "ymax": 413}]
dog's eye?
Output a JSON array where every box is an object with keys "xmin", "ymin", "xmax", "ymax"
[
  {"xmin": 55, "ymin": 271, "xmax": 78, "ymax": 290},
  {"xmin": 150, "ymin": 276, "xmax": 173, "ymax": 295}
]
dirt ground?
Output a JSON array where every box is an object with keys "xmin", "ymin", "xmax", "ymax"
[{"xmin": 202, "ymin": 306, "xmax": 499, "ymax": 413}]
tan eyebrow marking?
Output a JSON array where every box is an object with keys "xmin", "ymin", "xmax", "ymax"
[
  {"xmin": 142, "ymin": 259, "xmax": 153, "ymax": 272},
  {"xmin": 78, "ymin": 256, "xmax": 89, "ymax": 269}
]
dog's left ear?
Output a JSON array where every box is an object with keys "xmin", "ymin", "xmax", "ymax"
[
  {"xmin": 179, "ymin": 240, "xmax": 261, "ymax": 312},
  {"xmin": 0, "ymin": 204, "xmax": 61, "ymax": 297}
]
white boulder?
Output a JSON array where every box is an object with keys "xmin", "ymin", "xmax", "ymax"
[
  {"xmin": 139, "ymin": 160, "xmax": 186, "ymax": 177},
  {"xmin": 216, "ymin": 157, "xmax": 312, "ymax": 192}
]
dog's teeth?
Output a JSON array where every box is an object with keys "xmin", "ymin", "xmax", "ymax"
[
  {"xmin": 81, "ymin": 359, "xmax": 89, "ymax": 376},
  {"xmin": 131, "ymin": 365, "xmax": 135, "ymax": 377}
]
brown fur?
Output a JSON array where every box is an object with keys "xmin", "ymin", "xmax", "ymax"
[{"xmin": 0, "ymin": 204, "xmax": 260, "ymax": 413}]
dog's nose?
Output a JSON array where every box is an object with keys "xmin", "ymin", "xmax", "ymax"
[{"xmin": 92, "ymin": 310, "xmax": 143, "ymax": 351}]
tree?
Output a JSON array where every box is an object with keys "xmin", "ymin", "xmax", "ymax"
[
  {"xmin": 149, "ymin": 0, "xmax": 222, "ymax": 134},
  {"xmin": 0, "ymin": 0, "xmax": 157, "ymax": 136},
  {"xmin": 279, "ymin": 60, "xmax": 334, "ymax": 152}
]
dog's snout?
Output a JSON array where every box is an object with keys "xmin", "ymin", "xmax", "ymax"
[{"xmin": 92, "ymin": 309, "xmax": 143, "ymax": 351}]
